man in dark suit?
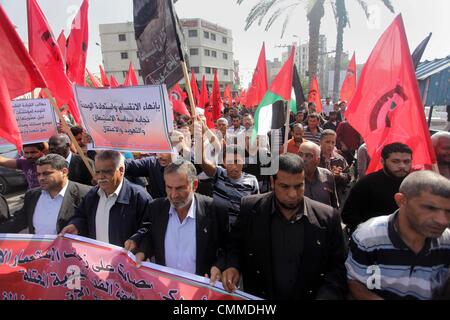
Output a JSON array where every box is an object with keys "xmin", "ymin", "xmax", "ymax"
[
  {"xmin": 48, "ymin": 134, "xmax": 95, "ymax": 186},
  {"xmin": 0, "ymin": 154, "xmax": 91, "ymax": 234},
  {"xmin": 221, "ymin": 153, "xmax": 348, "ymax": 300},
  {"xmin": 60, "ymin": 150, "xmax": 153, "ymax": 247},
  {"xmin": 124, "ymin": 159, "xmax": 228, "ymax": 281}
]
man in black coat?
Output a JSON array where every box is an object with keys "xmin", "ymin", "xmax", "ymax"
[
  {"xmin": 48, "ymin": 134, "xmax": 95, "ymax": 186},
  {"xmin": 125, "ymin": 159, "xmax": 228, "ymax": 280},
  {"xmin": 60, "ymin": 150, "xmax": 153, "ymax": 247},
  {"xmin": 0, "ymin": 154, "xmax": 90, "ymax": 234},
  {"xmin": 221, "ymin": 153, "xmax": 348, "ymax": 300}
]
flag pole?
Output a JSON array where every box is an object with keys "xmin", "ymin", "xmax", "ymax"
[
  {"xmin": 180, "ymin": 61, "xmax": 197, "ymax": 117},
  {"xmin": 43, "ymin": 88, "xmax": 96, "ymax": 179},
  {"xmin": 283, "ymin": 101, "xmax": 291, "ymax": 154}
]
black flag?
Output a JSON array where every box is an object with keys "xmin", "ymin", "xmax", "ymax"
[
  {"xmin": 292, "ymin": 64, "xmax": 306, "ymax": 108},
  {"xmin": 411, "ymin": 32, "xmax": 432, "ymax": 70},
  {"xmin": 133, "ymin": 0, "xmax": 188, "ymax": 89}
]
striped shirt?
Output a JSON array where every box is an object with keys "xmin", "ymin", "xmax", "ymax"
[
  {"xmin": 346, "ymin": 212, "xmax": 450, "ymax": 300},
  {"xmin": 302, "ymin": 127, "xmax": 323, "ymax": 145},
  {"xmin": 212, "ymin": 166, "xmax": 259, "ymax": 226}
]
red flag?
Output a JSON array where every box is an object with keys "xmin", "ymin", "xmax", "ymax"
[
  {"xmin": 0, "ymin": 4, "xmax": 47, "ymax": 151},
  {"xmin": 340, "ymin": 53, "xmax": 357, "ymax": 103},
  {"xmin": 27, "ymin": 0, "xmax": 81, "ymax": 123},
  {"xmin": 308, "ymin": 75, "xmax": 323, "ymax": 112},
  {"xmin": 234, "ymin": 93, "xmax": 240, "ymax": 105},
  {"xmin": 66, "ymin": 0, "xmax": 89, "ymax": 86},
  {"xmin": 190, "ymin": 70, "xmax": 200, "ymax": 106},
  {"xmin": 246, "ymin": 43, "xmax": 268, "ymax": 107},
  {"xmin": 99, "ymin": 65, "xmax": 110, "ymax": 87},
  {"xmin": 223, "ymin": 84, "xmax": 232, "ymax": 105},
  {"xmin": 57, "ymin": 30, "xmax": 66, "ymax": 65},
  {"xmin": 270, "ymin": 47, "xmax": 296, "ymax": 101},
  {"xmin": 211, "ymin": 70, "xmax": 223, "ymax": 121},
  {"xmin": 240, "ymin": 89, "xmax": 247, "ymax": 106},
  {"xmin": 109, "ymin": 74, "xmax": 119, "ymax": 88},
  {"xmin": 86, "ymin": 69, "xmax": 102, "ymax": 88},
  {"xmin": 123, "ymin": 62, "xmax": 139, "ymax": 86},
  {"xmin": 198, "ymin": 75, "xmax": 208, "ymax": 109},
  {"xmin": 169, "ymin": 84, "xmax": 189, "ymax": 116},
  {"xmin": 346, "ymin": 15, "xmax": 436, "ymax": 174}
]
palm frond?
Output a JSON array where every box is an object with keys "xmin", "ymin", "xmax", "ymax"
[
  {"xmin": 243, "ymin": 0, "xmax": 278, "ymax": 30},
  {"xmin": 280, "ymin": 5, "xmax": 298, "ymax": 38},
  {"xmin": 356, "ymin": 0, "xmax": 370, "ymax": 19},
  {"xmin": 265, "ymin": 2, "xmax": 300, "ymax": 32},
  {"xmin": 380, "ymin": 0, "xmax": 395, "ymax": 13}
]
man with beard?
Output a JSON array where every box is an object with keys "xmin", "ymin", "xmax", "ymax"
[
  {"xmin": 0, "ymin": 154, "xmax": 90, "ymax": 234},
  {"xmin": 431, "ymin": 132, "xmax": 450, "ymax": 179},
  {"xmin": 341, "ymin": 143, "xmax": 413, "ymax": 234},
  {"xmin": 221, "ymin": 154, "xmax": 347, "ymax": 299},
  {"xmin": 346, "ymin": 171, "xmax": 450, "ymax": 300},
  {"xmin": 125, "ymin": 159, "xmax": 228, "ymax": 281},
  {"xmin": 282, "ymin": 123, "xmax": 307, "ymax": 155}
]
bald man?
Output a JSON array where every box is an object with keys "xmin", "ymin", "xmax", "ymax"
[{"xmin": 432, "ymin": 131, "xmax": 450, "ymax": 179}]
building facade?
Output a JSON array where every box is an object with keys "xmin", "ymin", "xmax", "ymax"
[{"xmin": 179, "ymin": 18, "xmax": 235, "ymax": 90}]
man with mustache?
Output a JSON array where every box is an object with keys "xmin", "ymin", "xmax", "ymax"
[
  {"xmin": 341, "ymin": 143, "xmax": 413, "ymax": 234},
  {"xmin": 60, "ymin": 150, "xmax": 153, "ymax": 247},
  {"xmin": 124, "ymin": 159, "xmax": 228, "ymax": 282},
  {"xmin": 346, "ymin": 170, "xmax": 450, "ymax": 300}
]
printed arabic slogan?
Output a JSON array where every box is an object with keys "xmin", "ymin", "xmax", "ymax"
[
  {"xmin": 0, "ymin": 99, "xmax": 58, "ymax": 147},
  {"xmin": 73, "ymin": 85, "xmax": 174, "ymax": 153},
  {"xmin": 0, "ymin": 234, "xmax": 259, "ymax": 300}
]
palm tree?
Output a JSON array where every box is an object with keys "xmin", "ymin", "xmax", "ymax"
[
  {"xmin": 237, "ymin": 0, "xmax": 394, "ymax": 92},
  {"xmin": 331, "ymin": 0, "xmax": 394, "ymax": 101},
  {"xmin": 237, "ymin": 0, "xmax": 325, "ymax": 86}
]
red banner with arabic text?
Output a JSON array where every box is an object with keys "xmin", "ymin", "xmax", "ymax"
[{"xmin": 0, "ymin": 234, "xmax": 259, "ymax": 301}]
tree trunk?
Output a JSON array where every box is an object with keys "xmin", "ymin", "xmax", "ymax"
[
  {"xmin": 307, "ymin": 0, "xmax": 325, "ymax": 86},
  {"xmin": 333, "ymin": 0, "xmax": 346, "ymax": 101}
]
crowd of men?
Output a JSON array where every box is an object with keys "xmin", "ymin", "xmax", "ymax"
[{"xmin": 0, "ymin": 99, "xmax": 449, "ymax": 300}]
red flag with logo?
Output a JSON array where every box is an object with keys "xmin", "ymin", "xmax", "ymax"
[
  {"xmin": 123, "ymin": 62, "xmax": 139, "ymax": 86},
  {"xmin": 0, "ymin": 4, "xmax": 47, "ymax": 151},
  {"xmin": 240, "ymin": 89, "xmax": 247, "ymax": 106},
  {"xmin": 246, "ymin": 43, "xmax": 268, "ymax": 108},
  {"xmin": 190, "ymin": 70, "xmax": 200, "ymax": 106},
  {"xmin": 99, "ymin": 65, "xmax": 110, "ymax": 87},
  {"xmin": 346, "ymin": 15, "xmax": 436, "ymax": 174},
  {"xmin": 308, "ymin": 75, "xmax": 322, "ymax": 112},
  {"xmin": 169, "ymin": 84, "xmax": 190, "ymax": 116},
  {"xmin": 198, "ymin": 75, "xmax": 208, "ymax": 109},
  {"xmin": 109, "ymin": 74, "xmax": 119, "ymax": 88},
  {"xmin": 211, "ymin": 70, "xmax": 223, "ymax": 121},
  {"xmin": 340, "ymin": 52, "xmax": 357, "ymax": 103},
  {"xmin": 27, "ymin": 0, "xmax": 80, "ymax": 123},
  {"xmin": 66, "ymin": 0, "xmax": 89, "ymax": 86}
]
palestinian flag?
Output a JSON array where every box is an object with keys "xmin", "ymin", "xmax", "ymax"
[{"xmin": 252, "ymin": 47, "xmax": 295, "ymax": 141}]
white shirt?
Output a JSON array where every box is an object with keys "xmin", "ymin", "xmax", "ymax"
[
  {"xmin": 95, "ymin": 179, "xmax": 124, "ymax": 243},
  {"xmin": 65, "ymin": 152, "xmax": 73, "ymax": 165},
  {"xmin": 164, "ymin": 197, "xmax": 197, "ymax": 274},
  {"xmin": 323, "ymin": 102, "xmax": 333, "ymax": 116},
  {"xmin": 33, "ymin": 181, "xmax": 69, "ymax": 235}
]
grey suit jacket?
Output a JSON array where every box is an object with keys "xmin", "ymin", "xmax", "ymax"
[{"xmin": 0, "ymin": 181, "xmax": 91, "ymax": 234}]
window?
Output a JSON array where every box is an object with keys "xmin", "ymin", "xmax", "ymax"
[
  {"xmin": 222, "ymin": 37, "xmax": 227, "ymax": 44},
  {"xmin": 118, "ymin": 34, "xmax": 126, "ymax": 41},
  {"xmin": 136, "ymin": 51, "xmax": 139, "ymax": 58},
  {"xmin": 204, "ymin": 31, "xmax": 209, "ymax": 39},
  {"xmin": 224, "ymin": 69, "xmax": 229, "ymax": 76},
  {"xmin": 211, "ymin": 50, "xmax": 217, "ymax": 58},
  {"xmin": 188, "ymin": 30, "xmax": 198, "ymax": 37},
  {"xmin": 122, "ymin": 71, "xmax": 127, "ymax": 78},
  {"xmin": 121, "ymin": 52, "xmax": 128, "ymax": 59},
  {"xmin": 190, "ymin": 48, "xmax": 199, "ymax": 56},
  {"xmin": 211, "ymin": 33, "xmax": 216, "ymax": 41},
  {"xmin": 223, "ymin": 53, "xmax": 228, "ymax": 60},
  {"xmin": 205, "ymin": 67, "xmax": 211, "ymax": 74},
  {"xmin": 192, "ymin": 67, "xmax": 200, "ymax": 73},
  {"xmin": 213, "ymin": 68, "xmax": 217, "ymax": 74},
  {"xmin": 204, "ymin": 49, "xmax": 210, "ymax": 56}
]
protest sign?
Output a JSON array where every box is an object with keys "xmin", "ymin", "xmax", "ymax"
[
  {"xmin": 0, "ymin": 234, "xmax": 259, "ymax": 300},
  {"xmin": 0, "ymin": 99, "xmax": 57, "ymax": 147},
  {"xmin": 73, "ymin": 85, "xmax": 174, "ymax": 153}
]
